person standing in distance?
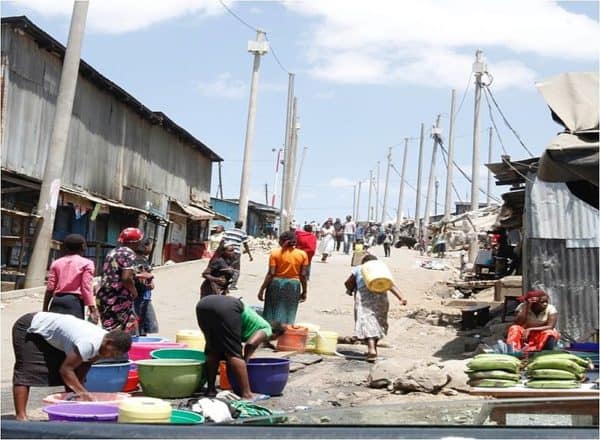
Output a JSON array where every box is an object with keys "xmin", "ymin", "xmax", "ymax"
[{"xmin": 221, "ymin": 221, "xmax": 253, "ymax": 290}]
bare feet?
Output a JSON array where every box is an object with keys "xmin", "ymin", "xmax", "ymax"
[{"xmin": 15, "ymin": 415, "xmax": 28, "ymax": 422}]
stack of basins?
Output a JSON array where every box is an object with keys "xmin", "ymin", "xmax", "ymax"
[
  {"xmin": 525, "ymin": 351, "xmax": 590, "ymax": 389},
  {"xmin": 466, "ymin": 354, "xmax": 522, "ymax": 388}
]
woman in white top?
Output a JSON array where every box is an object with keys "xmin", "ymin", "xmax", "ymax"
[{"xmin": 318, "ymin": 218, "xmax": 336, "ymax": 262}]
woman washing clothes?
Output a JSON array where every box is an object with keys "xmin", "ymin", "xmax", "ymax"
[
  {"xmin": 195, "ymin": 295, "xmax": 284, "ymax": 400},
  {"xmin": 42, "ymin": 234, "xmax": 98, "ymax": 322},
  {"xmin": 258, "ymin": 231, "xmax": 309, "ymax": 325},
  {"xmin": 200, "ymin": 244, "xmax": 236, "ymax": 298},
  {"xmin": 344, "ymin": 254, "xmax": 407, "ymax": 362},
  {"xmin": 506, "ymin": 290, "xmax": 559, "ymax": 352}
]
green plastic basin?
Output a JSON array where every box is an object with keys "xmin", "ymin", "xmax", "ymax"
[
  {"xmin": 170, "ymin": 409, "xmax": 204, "ymax": 424},
  {"xmin": 150, "ymin": 349, "xmax": 207, "ymax": 389},
  {"xmin": 136, "ymin": 359, "xmax": 204, "ymax": 399}
]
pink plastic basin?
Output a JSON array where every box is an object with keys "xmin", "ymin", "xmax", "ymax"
[
  {"xmin": 43, "ymin": 392, "xmax": 130, "ymax": 406},
  {"xmin": 128, "ymin": 342, "xmax": 187, "ymax": 361}
]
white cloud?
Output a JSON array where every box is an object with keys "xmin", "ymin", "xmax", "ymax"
[
  {"xmin": 195, "ymin": 73, "xmax": 247, "ymax": 99},
  {"xmin": 329, "ymin": 177, "xmax": 355, "ymax": 188},
  {"xmin": 285, "ymin": 0, "xmax": 599, "ymax": 90},
  {"xmin": 314, "ymin": 90, "xmax": 336, "ymax": 100},
  {"xmin": 12, "ymin": 0, "xmax": 224, "ymax": 33},
  {"xmin": 299, "ymin": 191, "xmax": 317, "ymax": 200}
]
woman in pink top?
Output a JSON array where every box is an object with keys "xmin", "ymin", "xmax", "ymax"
[{"xmin": 42, "ymin": 234, "xmax": 98, "ymax": 322}]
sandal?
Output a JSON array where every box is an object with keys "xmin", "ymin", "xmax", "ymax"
[{"xmin": 366, "ymin": 353, "xmax": 377, "ymax": 363}]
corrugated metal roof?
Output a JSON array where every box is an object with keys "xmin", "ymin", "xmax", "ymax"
[
  {"xmin": 1, "ymin": 16, "xmax": 222, "ymax": 162},
  {"xmin": 526, "ymin": 176, "xmax": 598, "ymax": 245},
  {"xmin": 173, "ymin": 200, "xmax": 214, "ymax": 221},
  {"xmin": 61, "ymin": 185, "xmax": 148, "ymax": 214}
]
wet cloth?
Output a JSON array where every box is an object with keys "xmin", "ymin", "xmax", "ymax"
[
  {"xmin": 269, "ymin": 248, "xmax": 308, "ymax": 280},
  {"xmin": 46, "ymin": 254, "xmax": 95, "ymax": 306},
  {"xmin": 351, "ymin": 266, "xmax": 389, "ymax": 339},
  {"xmin": 506, "ymin": 325, "xmax": 560, "ymax": 352},
  {"xmin": 97, "ymin": 246, "xmax": 138, "ymax": 332},
  {"xmin": 262, "ymin": 278, "xmax": 301, "ymax": 325},
  {"xmin": 48, "ymin": 293, "xmax": 84, "ymax": 319}
]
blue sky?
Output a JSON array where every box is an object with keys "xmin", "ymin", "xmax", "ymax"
[{"xmin": 2, "ymin": 0, "xmax": 599, "ymax": 225}]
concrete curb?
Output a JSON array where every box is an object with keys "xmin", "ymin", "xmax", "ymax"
[{"xmin": 0, "ymin": 259, "xmax": 209, "ymax": 301}]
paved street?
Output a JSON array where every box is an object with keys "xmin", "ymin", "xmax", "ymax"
[{"xmin": 1, "ymin": 245, "xmax": 456, "ymax": 418}]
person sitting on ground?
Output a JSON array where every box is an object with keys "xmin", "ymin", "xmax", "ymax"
[
  {"xmin": 12, "ymin": 311, "xmax": 131, "ymax": 421},
  {"xmin": 200, "ymin": 244, "xmax": 236, "ymax": 297},
  {"xmin": 195, "ymin": 295, "xmax": 284, "ymax": 400},
  {"xmin": 506, "ymin": 290, "xmax": 559, "ymax": 352},
  {"xmin": 42, "ymin": 234, "xmax": 98, "ymax": 322},
  {"xmin": 344, "ymin": 254, "xmax": 407, "ymax": 362}
]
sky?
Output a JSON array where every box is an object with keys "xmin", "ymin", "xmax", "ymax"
[{"xmin": 2, "ymin": 0, "xmax": 599, "ymax": 225}]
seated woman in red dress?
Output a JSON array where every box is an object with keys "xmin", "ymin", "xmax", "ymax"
[{"xmin": 506, "ymin": 290, "xmax": 560, "ymax": 352}]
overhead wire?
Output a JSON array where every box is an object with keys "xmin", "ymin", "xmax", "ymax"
[
  {"xmin": 483, "ymin": 85, "xmax": 535, "ymax": 157},
  {"xmin": 455, "ymin": 73, "xmax": 473, "ymax": 117},
  {"xmin": 217, "ymin": 0, "xmax": 291, "ymax": 74}
]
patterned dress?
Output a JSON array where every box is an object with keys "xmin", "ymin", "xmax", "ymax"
[
  {"xmin": 97, "ymin": 246, "xmax": 138, "ymax": 332},
  {"xmin": 352, "ymin": 266, "xmax": 389, "ymax": 339}
]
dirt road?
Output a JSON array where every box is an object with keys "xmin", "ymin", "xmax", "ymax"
[{"xmin": 1, "ymin": 245, "xmax": 469, "ymax": 417}]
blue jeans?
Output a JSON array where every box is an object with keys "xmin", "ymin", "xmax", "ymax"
[{"xmin": 343, "ymin": 234, "xmax": 355, "ymax": 254}]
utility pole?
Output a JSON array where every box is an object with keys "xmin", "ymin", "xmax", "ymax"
[
  {"xmin": 471, "ymin": 49, "xmax": 485, "ymax": 212},
  {"xmin": 264, "ymin": 183, "xmax": 269, "ymax": 205},
  {"xmin": 414, "ymin": 123, "xmax": 425, "ymax": 237},
  {"xmin": 356, "ymin": 180, "xmax": 362, "ymax": 222},
  {"xmin": 271, "ymin": 148, "xmax": 282, "ymax": 207},
  {"xmin": 352, "ymin": 184, "xmax": 357, "ymax": 221},
  {"xmin": 375, "ymin": 161, "xmax": 380, "ymax": 223},
  {"xmin": 367, "ymin": 170, "xmax": 373, "ymax": 221},
  {"xmin": 287, "ymin": 99, "xmax": 299, "ymax": 221},
  {"xmin": 469, "ymin": 50, "xmax": 486, "ymax": 263},
  {"xmin": 487, "ymin": 127, "xmax": 493, "ymax": 205},
  {"xmin": 434, "ymin": 180, "xmax": 439, "ymax": 216},
  {"xmin": 444, "ymin": 89, "xmax": 457, "ymax": 219},
  {"xmin": 238, "ymin": 29, "xmax": 269, "ymax": 228},
  {"xmin": 291, "ymin": 146, "xmax": 307, "ymax": 216},
  {"xmin": 423, "ymin": 115, "xmax": 442, "ymax": 238},
  {"xmin": 215, "ymin": 162, "xmax": 224, "ymax": 199},
  {"xmin": 381, "ymin": 147, "xmax": 392, "ymax": 225},
  {"xmin": 25, "ymin": 1, "xmax": 89, "ymax": 288},
  {"xmin": 279, "ymin": 73, "xmax": 295, "ymax": 232},
  {"xmin": 395, "ymin": 138, "xmax": 409, "ymax": 231}
]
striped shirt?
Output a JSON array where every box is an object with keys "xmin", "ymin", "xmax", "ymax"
[{"xmin": 223, "ymin": 228, "xmax": 249, "ymax": 254}]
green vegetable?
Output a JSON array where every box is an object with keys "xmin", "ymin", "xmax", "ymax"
[
  {"xmin": 530, "ymin": 352, "xmax": 590, "ymax": 368},
  {"xmin": 525, "ymin": 380, "xmax": 580, "ymax": 389},
  {"xmin": 527, "ymin": 358, "xmax": 586, "ymax": 375},
  {"xmin": 526, "ymin": 368, "xmax": 584, "ymax": 381},
  {"xmin": 467, "ymin": 370, "xmax": 520, "ymax": 381},
  {"xmin": 467, "ymin": 357, "xmax": 520, "ymax": 373},
  {"xmin": 469, "ymin": 378, "xmax": 519, "ymax": 388}
]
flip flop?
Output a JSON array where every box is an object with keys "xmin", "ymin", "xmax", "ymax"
[
  {"xmin": 366, "ymin": 353, "xmax": 378, "ymax": 363},
  {"xmin": 247, "ymin": 394, "xmax": 270, "ymax": 403}
]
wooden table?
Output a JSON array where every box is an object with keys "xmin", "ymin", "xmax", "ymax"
[{"xmin": 469, "ymin": 384, "xmax": 599, "ymax": 425}]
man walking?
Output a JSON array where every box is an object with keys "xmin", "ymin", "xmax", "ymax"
[
  {"xmin": 222, "ymin": 221, "xmax": 253, "ymax": 290},
  {"xmin": 343, "ymin": 215, "xmax": 356, "ymax": 255}
]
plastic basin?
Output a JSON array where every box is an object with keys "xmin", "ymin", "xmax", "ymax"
[
  {"xmin": 276, "ymin": 325, "xmax": 308, "ymax": 352},
  {"xmin": 129, "ymin": 342, "xmax": 187, "ymax": 361},
  {"xmin": 569, "ymin": 342, "xmax": 599, "ymax": 353},
  {"xmin": 227, "ymin": 357, "xmax": 290, "ymax": 396},
  {"xmin": 123, "ymin": 368, "xmax": 139, "ymax": 392},
  {"xmin": 131, "ymin": 336, "xmax": 167, "ymax": 343},
  {"xmin": 136, "ymin": 359, "xmax": 204, "ymax": 398},
  {"xmin": 43, "ymin": 403, "xmax": 119, "ymax": 422},
  {"xmin": 85, "ymin": 361, "xmax": 131, "ymax": 392},
  {"xmin": 170, "ymin": 409, "xmax": 204, "ymax": 424},
  {"xmin": 43, "ymin": 392, "xmax": 130, "ymax": 405},
  {"xmin": 151, "ymin": 348, "xmax": 207, "ymax": 388}
]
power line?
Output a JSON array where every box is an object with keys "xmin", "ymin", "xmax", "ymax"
[
  {"xmin": 483, "ymin": 85, "xmax": 535, "ymax": 157},
  {"xmin": 455, "ymin": 73, "xmax": 473, "ymax": 117},
  {"xmin": 264, "ymin": 35, "xmax": 290, "ymax": 74},
  {"xmin": 483, "ymin": 89, "xmax": 509, "ymax": 155},
  {"xmin": 217, "ymin": 0, "xmax": 258, "ymax": 32}
]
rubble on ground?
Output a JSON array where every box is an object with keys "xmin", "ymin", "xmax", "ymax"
[{"xmin": 247, "ymin": 236, "xmax": 278, "ymax": 252}]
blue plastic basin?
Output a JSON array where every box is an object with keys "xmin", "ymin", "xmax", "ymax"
[
  {"xmin": 85, "ymin": 361, "xmax": 131, "ymax": 392},
  {"xmin": 227, "ymin": 357, "xmax": 290, "ymax": 396},
  {"xmin": 569, "ymin": 342, "xmax": 599, "ymax": 353},
  {"xmin": 131, "ymin": 336, "xmax": 166, "ymax": 343}
]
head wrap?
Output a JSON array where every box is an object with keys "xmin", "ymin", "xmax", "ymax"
[{"xmin": 517, "ymin": 290, "xmax": 546, "ymax": 302}]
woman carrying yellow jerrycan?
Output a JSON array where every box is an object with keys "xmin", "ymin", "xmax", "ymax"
[{"xmin": 344, "ymin": 254, "xmax": 407, "ymax": 362}]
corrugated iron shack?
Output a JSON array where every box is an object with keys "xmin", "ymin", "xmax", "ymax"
[{"xmin": 1, "ymin": 16, "xmax": 223, "ymax": 287}]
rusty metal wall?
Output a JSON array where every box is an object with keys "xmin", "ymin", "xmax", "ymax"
[
  {"xmin": 1, "ymin": 25, "xmax": 212, "ymax": 211},
  {"xmin": 523, "ymin": 175, "xmax": 599, "ymax": 340}
]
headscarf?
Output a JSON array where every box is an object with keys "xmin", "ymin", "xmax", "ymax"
[{"xmin": 517, "ymin": 290, "xmax": 546, "ymax": 303}]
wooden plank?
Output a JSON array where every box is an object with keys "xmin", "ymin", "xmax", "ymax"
[
  {"xmin": 447, "ymin": 280, "xmax": 496, "ymax": 288},
  {"xmin": 469, "ymin": 383, "xmax": 599, "ymax": 398}
]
